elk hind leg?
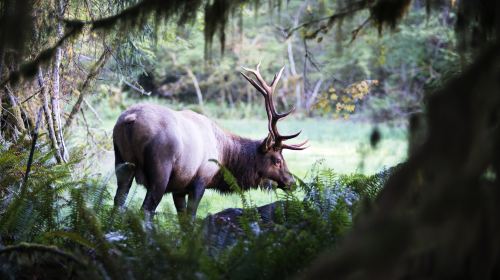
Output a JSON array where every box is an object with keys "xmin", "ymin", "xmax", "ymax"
[
  {"xmin": 114, "ymin": 144, "xmax": 135, "ymax": 209},
  {"xmin": 141, "ymin": 161, "xmax": 172, "ymax": 213}
]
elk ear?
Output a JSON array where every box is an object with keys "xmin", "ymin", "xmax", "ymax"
[{"xmin": 259, "ymin": 134, "xmax": 274, "ymax": 153}]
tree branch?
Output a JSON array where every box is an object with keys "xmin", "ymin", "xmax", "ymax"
[
  {"xmin": 64, "ymin": 48, "xmax": 112, "ymax": 130},
  {"xmin": 22, "ymin": 107, "xmax": 43, "ymax": 191},
  {"xmin": 284, "ymin": 1, "xmax": 372, "ymax": 39},
  {"xmin": 0, "ymin": 243, "xmax": 87, "ymax": 267}
]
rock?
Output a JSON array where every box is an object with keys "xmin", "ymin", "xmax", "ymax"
[{"xmin": 203, "ymin": 202, "xmax": 285, "ymax": 255}]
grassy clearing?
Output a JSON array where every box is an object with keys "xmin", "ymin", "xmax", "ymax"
[{"xmin": 74, "ymin": 100, "xmax": 407, "ymax": 217}]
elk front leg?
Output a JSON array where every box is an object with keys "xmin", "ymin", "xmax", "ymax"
[
  {"xmin": 187, "ymin": 179, "xmax": 206, "ymax": 219},
  {"xmin": 173, "ymin": 192, "xmax": 189, "ymax": 227},
  {"xmin": 173, "ymin": 193, "xmax": 187, "ymax": 214}
]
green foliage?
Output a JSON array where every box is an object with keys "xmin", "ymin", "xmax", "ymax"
[{"xmin": 0, "ymin": 141, "xmax": 390, "ymax": 279}]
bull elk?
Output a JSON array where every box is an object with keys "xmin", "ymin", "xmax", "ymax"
[{"xmin": 112, "ymin": 63, "xmax": 307, "ymax": 218}]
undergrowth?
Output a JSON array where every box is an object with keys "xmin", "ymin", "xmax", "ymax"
[{"xmin": 0, "ymin": 140, "xmax": 391, "ymax": 280}]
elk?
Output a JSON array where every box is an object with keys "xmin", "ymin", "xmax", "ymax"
[{"xmin": 112, "ymin": 63, "xmax": 307, "ymax": 218}]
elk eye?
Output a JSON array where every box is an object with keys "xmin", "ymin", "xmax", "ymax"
[{"xmin": 274, "ymin": 158, "xmax": 282, "ymax": 165}]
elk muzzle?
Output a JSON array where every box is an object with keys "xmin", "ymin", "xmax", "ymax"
[{"xmin": 277, "ymin": 172, "xmax": 296, "ymax": 190}]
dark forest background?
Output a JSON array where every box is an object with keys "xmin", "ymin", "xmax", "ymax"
[{"xmin": 1, "ymin": 0, "xmax": 500, "ymax": 279}]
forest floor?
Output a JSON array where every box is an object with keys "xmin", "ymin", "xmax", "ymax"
[{"xmin": 70, "ymin": 101, "xmax": 408, "ymax": 217}]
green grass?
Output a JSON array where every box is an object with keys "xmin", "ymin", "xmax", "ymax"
[
  {"xmin": 72, "ymin": 99, "xmax": 408, "ymax": 217},
  {"xmin": 217, "ymin": 118, "xmax": 407, "ymax": 176}
]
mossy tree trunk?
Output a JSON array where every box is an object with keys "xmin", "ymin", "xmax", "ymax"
[
  {"xmin": 50, "ymin": 0, "xmax": 68, "ymax": 163},
  {"xmin": 38, "ymin": 67, "xmax": 63, "ymax": 164}
]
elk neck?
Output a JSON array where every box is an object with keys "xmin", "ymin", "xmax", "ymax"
[{"xmin": 210, "ymin": 124, "xmax": 263, "ymax": 192}]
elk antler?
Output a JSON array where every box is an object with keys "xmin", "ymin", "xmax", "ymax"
[{"xmin": 240, "ymin": 63, "xmax": 308, "ymax": 151}]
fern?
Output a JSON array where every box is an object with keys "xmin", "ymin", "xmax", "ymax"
[{"xmin": 0, "ymin": 139, "xmax": 393, "ymax": 279}]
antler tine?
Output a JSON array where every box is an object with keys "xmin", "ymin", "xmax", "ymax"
[
  {"xmin": 240, "ymin": 72, "xmax": 267, "ymax": 96},
  {"xmin": 241, "ymin": 64, "xmax": 276, "ymax": 140},
  {"xmin": 241, "ymin": 64, "xmax": 308, "ymax": 150},
  {"xmin": 281, "ymin": 140, "xmax": 309, "ymax": 150},
  {"xmin": 279, "ymin": 130, "xmax": 302, "ymax": 140},
  {"xmin": 276, "ymin": 106, "xmax": 295, "ymax": 119},
  {"xmin": 241, "ymin": 64, "xmax": 271, "ymax": 93},
  {"xmin": 270, "ymin": 66, "xmax": 285, "ymax": 92}
]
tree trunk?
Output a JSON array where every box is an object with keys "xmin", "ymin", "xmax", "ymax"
[
  {"xmin": 303, "ymin": 38, "xmax": 309, "ymax": 105},
  {"xmin": 50, "ymin": 0, "xmax": 68, "ymax": 162},
  {"xmin": 288, "ymin": 1, "xmax": 307, "ymax": 111},
  {"xmin": 0, "ymin": 49, "xmax": 4, "ymax": 141},
  {"xmin": 287, "ymin": 39, "xmax": 302, "ymax": 110},
  {"xmin": 5, "ymin": 85, "xmax": 26, "ymax": 135},
  {"xmin": 306, "ymin": 78, "xmax": 323, "ymax": 113},
  {"xmin": 0, "ymin": 89, "xmax": 3, "ymax": 141},
  {"xmin": 169, "ymin": 52, "xmax": 204, "ymax": 107},
  {"xmin": 38, "ymin": 67, "xmax": 63, "ymax": 163},
  {"xmin": 185, "ymin": 68, "xmax": 204, "ymax": 107}
]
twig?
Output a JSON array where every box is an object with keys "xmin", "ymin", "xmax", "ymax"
[
  {"xmin": 306, "ymin": 49, "xmax": 322, "ymax": 71},
  {"xmin": 350, "ymin": 16, "xmax": 372, "ymax": 43},
  {"xmin": 284, "ymin": 1, "xmax": 372, "ymax": 39},
  {"xmin": 285, "ymin": 15, "xmax": 333, "ymax": 39},
  {"xmin": 65, "ymin": 47, "xmax": 112, "ymax": 130},
  {"xmin": 80, "ymin": 109, "xmax": 98, "ymax": 148},
  {"xmin": 121, "ymin": 79, "xmax": 151, "ymax": 96},
  {"xmin": 83, "ymin": 98, "xmax": 103, "ymax": 123},
  {"xmin": 21, "ymin": 89, "xmax": 42, "ymax": 104}
]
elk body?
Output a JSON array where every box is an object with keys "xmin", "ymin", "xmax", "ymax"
[{"xmin": 112, "ymin": 64, "xmax": 307, "ymax": 217}]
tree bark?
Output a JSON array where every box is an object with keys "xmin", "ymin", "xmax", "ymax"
[
  {"xmin": 38, "ymin": 67, "xmax": 63, "ymax": 163},
  {"xmin": 51, "ymin": 0, "xmax": 68, "ymax": 162},
  {"xmin": 5, "ymin": 85, "xmax": 26, "ymax": 134},
  {"xmin": 0, "ymin": 49, "xmax": 4, "ymax": 141},
  {"xmin": 306, "ymin": 78, "xmax": 323, "ymax": 113},
  {"xmin": 288, "ymin": 1, "xmax": 307, "ymax": 111},
  {"xmin": 0, "ymin": 89, "xmax": 3, "ymax": 141},
  {"xmin": 303, "ymin": 38, "xmax": 309, "ymax": 105},
  {"xmin": 185, "ymin": 68, "xmax": 204, "ymax": 107},
  {"xmin": 287, "ymin": 39, "xmax": 302, "ymax": 110}
]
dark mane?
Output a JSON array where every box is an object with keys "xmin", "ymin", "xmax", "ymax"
[{"xmin": 207, "ymin": 133, "xmax": 263, "ymax": 193}]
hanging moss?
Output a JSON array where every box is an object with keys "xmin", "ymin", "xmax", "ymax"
[{"xmin": 370, "ymin": 0, "xmax": 412, "ymax": 33}]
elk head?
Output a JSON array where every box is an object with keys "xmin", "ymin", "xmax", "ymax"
[{"xmin": 241, "ymin": 63, "xmax": 308, "ymax": 189}]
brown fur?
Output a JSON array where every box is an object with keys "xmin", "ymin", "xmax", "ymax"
[{"xmin": 113, "ymin": 103, "xmax": 294, "ymax": 215}]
